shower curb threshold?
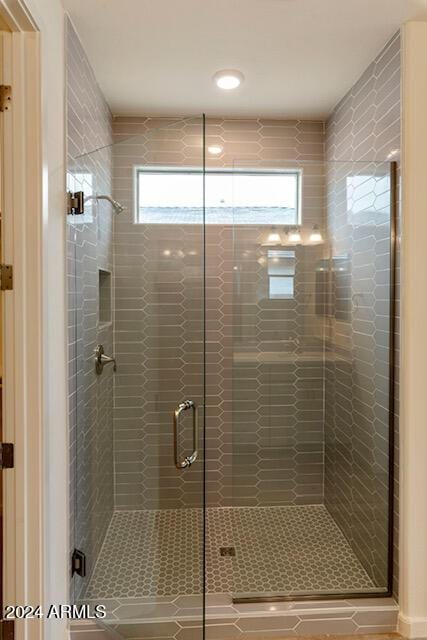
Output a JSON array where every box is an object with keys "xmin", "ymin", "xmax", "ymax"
[{"xmin": 74, "ymin": 596, "xmax": 399, "ymax": 638}]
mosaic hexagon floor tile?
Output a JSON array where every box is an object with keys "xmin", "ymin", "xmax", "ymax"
[{"xmin": 84, "ymin": 506, "xmax": 378, "ymax": 600}]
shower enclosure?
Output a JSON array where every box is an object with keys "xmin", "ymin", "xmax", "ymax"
[{"xmin": 67, "ymin": 115, "xmax": 396, "ymax": 638}]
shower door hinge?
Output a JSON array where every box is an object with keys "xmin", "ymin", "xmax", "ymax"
[
  {"xmin": 0, "ymin": 265, "xmax": 13, "ymax": 291},
  {"xmin": 0, "ymin": 85, "xmax": 12, "ymax": 112},
  {"xmin": 0, "ymin": 619, "xmax": 15, "ymax": 640},
  {"xmin": 67, "ymin": 191, "xmax": 85, "ymax": 215},
  {"xmin": 0, "ymin": 443, "xmax": 14, "ymax": 469},
  {"xmin": 71, "ymin": 548, "xmax": 86, "ymax": 577}
]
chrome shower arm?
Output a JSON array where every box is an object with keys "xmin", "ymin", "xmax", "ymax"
[{"xmin": 84, "ymin": 193, "xmax": 126, "ymax": 213}]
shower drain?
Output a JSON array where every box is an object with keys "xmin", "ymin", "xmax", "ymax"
[{"xmin": 220, "ymin": 546, "xmax": 236, "ymax": 557}]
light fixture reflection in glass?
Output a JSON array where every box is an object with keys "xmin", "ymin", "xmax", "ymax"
[
  {"xmin": 266, "ymin": 226, "xmax": 282, "ymax": 245},
  {"xmin": 163, "ymin": 249, "xmax": 171, "ymax": 257},
  {"xmin": 288, "ymin": 227, "xmax": 301, "ymax": 244},
  {"xmin": 208, "ymin": 144, "xmax": 223, "ymax": 155},
  {"xmin": 309, "ymin": 224, "xmax": 323, "ymax": 243}
]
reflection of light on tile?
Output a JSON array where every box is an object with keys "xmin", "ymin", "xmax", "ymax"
[
  {"xmin": 208, "ymin": 144, "xmax": 223, "ymax": 155},
  {"xmin": 387, "ymin": 148, "xmax": 400, "ymax": 160},
  {"xmin": 163, "ymin": 249, "xmax": 171, "ymax": 257}
]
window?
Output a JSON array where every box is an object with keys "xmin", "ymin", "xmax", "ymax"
[
  {"xmin": 136, "ymin": 169, "xmax": 301, "ymax": 225},
  {"xmin": 268, "ymin": 250, "xmax": 295, "ymax": 300}
]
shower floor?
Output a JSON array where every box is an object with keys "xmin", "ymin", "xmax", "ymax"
[{"xmin": 84, "ymin": 505, "xmax": 376, "ymax": 600}]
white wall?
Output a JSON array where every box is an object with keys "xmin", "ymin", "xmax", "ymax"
[{"xmin": 21, "ymin": 0, "xmax": 68, "ymax": 637}]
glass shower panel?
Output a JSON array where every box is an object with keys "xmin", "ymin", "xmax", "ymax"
[
  {"xmin": 323, "ymin": 160, "xmax": 395, "ymax": 595},
  {"xmin": 227, "ymin": 160, "xmax": 395, "ymax": 601},
  {"xmin": 68, "ymin": 116, "xmax": 206, "ymax": 638}
]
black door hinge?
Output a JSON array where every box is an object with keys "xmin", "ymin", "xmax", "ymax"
[
  {"xmin": 0, "ymin": 265, "xmax": 13, "ymax": 291},
  {"xmin": 0, "ymin": 443, "xmax": 14, "ymax": 469},
  {"xmin": 0, "ymin": 85, "xmax": 12, "ymax": 112},
  {"xmin": 71, "ymin": 549, "xmax": 86, "ymax": 577},
  {"xmin": 0, "ymin": 619, "xmax": 15, "ymax": 640}
]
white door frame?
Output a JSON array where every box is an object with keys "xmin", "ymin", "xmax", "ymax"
[
  {"xmin": 1, "ymin": 20, "xmax": 44, "ymax": 640},
  {"xmin": 0, "ymin": 1, "xmax": 68, "ymax": 639},
  {"xmin": 399, "ymin": 20, "xmax": 427, "ymax": 639}
]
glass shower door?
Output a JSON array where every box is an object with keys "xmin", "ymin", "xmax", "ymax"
[
  {"xmin": 226, "ymin": 158, "xmax": 395, "ymax": 602},
  {"xmin": 68, "ymin": 116, "xmax": 206, "ymax": 638}
]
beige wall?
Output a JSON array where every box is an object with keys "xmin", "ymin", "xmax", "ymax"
[{"xmin": 399, "ymin": 20, "xmax": 427, "ymax": 639}]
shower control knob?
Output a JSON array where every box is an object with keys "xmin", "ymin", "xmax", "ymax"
[{"xmin": 94, "ymin": 344, "xmax": 117, "ymax": 375}]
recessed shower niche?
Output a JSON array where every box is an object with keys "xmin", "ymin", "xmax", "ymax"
[{"xmin": 98, "ymin": 268, "xmax": 112, "ymax": 327}]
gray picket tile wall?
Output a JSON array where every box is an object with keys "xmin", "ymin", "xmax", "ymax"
[
  {"xmin": 111, "ymin": 118, "xmax": 326, "ymax": 509},
  {"xmin": 325, "ymin": 31, "xmax": 400, "ymax": 594},
  {"xmin": 66, "ymin": 18, "xmax": 115, "ymax": 598}
]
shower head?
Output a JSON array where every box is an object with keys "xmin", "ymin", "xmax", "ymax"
[
  {"xmin": 108, "ymin": 197, "xmax": 126, "ymax": 214},
  {"xmin": 85, "ymin": 194, "xmax": 126, "ymax": 214}
]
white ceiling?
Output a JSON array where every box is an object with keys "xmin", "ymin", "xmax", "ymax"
[{"xmin": 63, "ymin": 0, "xmax": 427, "ymax": 119}]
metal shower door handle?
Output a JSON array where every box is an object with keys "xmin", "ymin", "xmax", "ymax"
[{"xmin": 173, "ymin": 400, "xmax": 198, "ymax": 469}]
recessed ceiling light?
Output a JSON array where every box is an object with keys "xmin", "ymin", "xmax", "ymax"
[
  {"xmin": 208, "ymin": 144, "xmax": 223, "ymax": 155},
  {"xmin": 213, "ymin": 69, "xmax": 244, "ymax": 91}
]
